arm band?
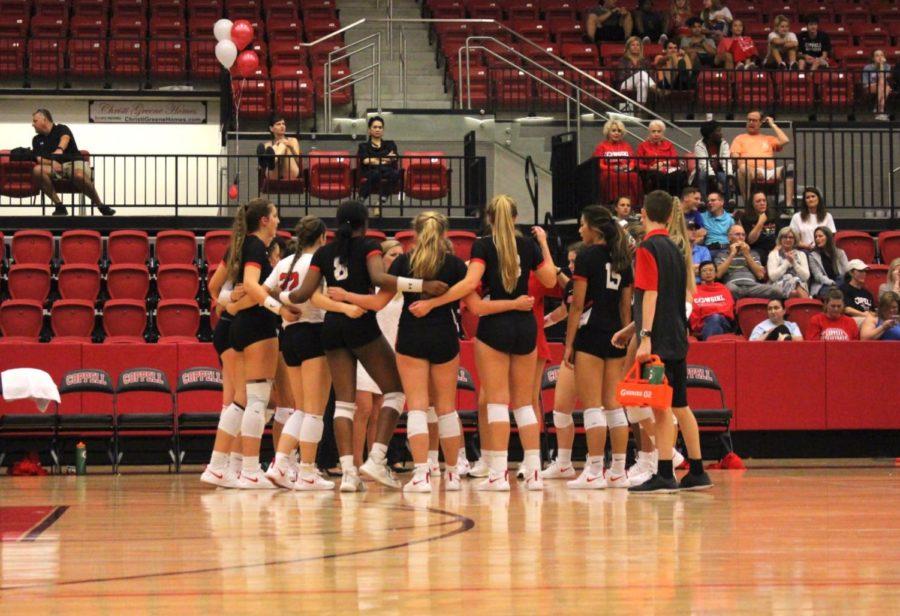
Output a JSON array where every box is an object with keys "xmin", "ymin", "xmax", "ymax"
[
  {"xmin": 263, "ymin": 295, "xmax": 283, "ymax": 315},
  {"xmin": 397, "ymin": 277, "xmax": 423, "ymax": 293},
  {"xmin": 279, "ymin": 290, "xmax": 292, "ymax": 305}
]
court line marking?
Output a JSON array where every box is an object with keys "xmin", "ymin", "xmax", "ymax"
[{"xmin": 21, "ymin": 506, "xmax": 69, "ymax": 542}]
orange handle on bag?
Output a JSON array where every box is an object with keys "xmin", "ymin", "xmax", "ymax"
[{"xmin": 616, "ymin": 355, "xmax": 673, "ymax": 410}]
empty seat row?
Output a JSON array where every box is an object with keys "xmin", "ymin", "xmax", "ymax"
[{"xmin": 0, "ymin": 0, "xmax": 338, "ymax": 21}]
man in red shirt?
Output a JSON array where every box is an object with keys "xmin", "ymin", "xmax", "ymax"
[
  {"xmin": 636, "ymin": 120, "xmax": 688, "ymax": 197},
  {"xmin": 690, "ymin": 261, "xmax": 735, "ymax": 339},
  {"xmin": 806, "ymin": 288, "xmax": 860, "ymax": 341},
  {"xmin": 715, "ymin": 19, "xmax": 759, "ymax": 69}
]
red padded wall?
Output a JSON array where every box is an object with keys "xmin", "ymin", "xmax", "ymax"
[{"xmin": 825, "ymin": 342, "xmax": 900, "ymax": 429}]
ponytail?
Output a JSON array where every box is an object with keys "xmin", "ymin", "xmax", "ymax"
[
  {"xmin": 582, "ymin": 204, "xmax": 631, "ymax": 273},
  {"xmin": 486, "ymin": 194, "xmax": 520, "ymax": 294},
  {"xmin": 334, "ymin": 200, "xmax": 368, "ymax": 266},
  {"xmin": 410, "ymin": 211, "xmax": 449, "ymax": 279},
  {"xmin": 667, "ymin": 197, "xmax": 697, "ymax": 293},
  {"xmin": 287, "ymin": 215, "xmax": 327, "ymax": 278},
  {"xmin": 225, "ymin": 205, "xmax": 248, "ymax": 283}
]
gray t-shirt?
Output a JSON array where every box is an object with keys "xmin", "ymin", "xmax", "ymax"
[
  {"xmin": 681, "ymin": 35, "xmax": 715, "ymax": 53},
  {"xmin": 715, "ymin": 248, "xmax": 762, "ymax": 285}
]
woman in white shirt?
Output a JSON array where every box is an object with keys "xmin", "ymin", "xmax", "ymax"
[
  {"xmin": 767, "ymin": 227, "xmax": 811, "ymax": 297},
  {"xmin": 790, "ymin": 186, "xmax": 835, "ymax": 250}
]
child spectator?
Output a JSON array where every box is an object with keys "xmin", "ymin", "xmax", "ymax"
[
  {"xmin": 690, "ymin": 261, "xmax": 735, "ymax": 339},
  {"xmin": 765, "ymin": 15, "xmax": 799, "ymax": 69},
  {"xmin": 798, "ymin": 16, "xmax": 831, "ymax": 71},
  {"xmin": 806, "ymin": 289, "xmax": 859, "ymax": 340},
  {"xmin": 749, "ymin": 298, "xmax": 803, "ymax": 340}
]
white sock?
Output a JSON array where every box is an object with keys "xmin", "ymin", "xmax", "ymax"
[
  {"xmin": 274, "ymin": 452, "xmax": 290, "ymax": 470},
  {"xmin": 557, "ymin": 448, "xmax": 572, "ymax": 467},
  {"xmin": 587, "ymin": 455, "xmax": 604, "ymax": 473},
  {"xmin": 480, "ymin": 449, "xmax": 494, "ymax": 465},
  {"xmin": 489, "ymin": 451, "xmax": 508, "ymax": 474},
  {"xmin": 229, "ymin": 453, "xmax": 243, "ymax": 474},
  {"xmin": 299, "ymin": 462, "xmax": 316, "ymax": 476},
  {"xmin": 611, "ymin": 454, "xmax": 626, "ymax": 475},
  {"xmin": 340, "ymin": 455, "xmax": 355, "ymax": 473},
  {"xmin": 209, "ymin": 450, "xmax": 228, "ymax": 470},
  {"xmin": 414, "ymin": 462, "xmax": 429, "ymax": 475},
  {"xmin": 458, "ymin": 447, "xmax": 467, "ymax": 462},
  {"xmin": 370, "ymin": 442, "xmax": 388, "ymax": 465},
  {"xmin": 242, "ymin": 455, "xmax": 260, "ymax": 474},
  {"xmin": 427, "ymin": 450, "xmax": 439, "ymax": 466},
  {"xmin": 523, "ymin": 450, "xmax": 541, "ymax": 472}
]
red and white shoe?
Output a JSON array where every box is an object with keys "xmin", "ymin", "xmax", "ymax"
[
  {"xmin": 403, "ymin": 469, "xmax": 432, "ymax": 493},
  {"xmin": 293, "ymin": 470, "xmax": 335, "ymax": 491},
  {"xmin": 606, "ymin": 471, "xmax": 630, "ymax": 489},
  {"xmin": 475, "ymin": 470, "xmax": 510, "ymax": 491},
  {"xmin": 236, "ymin": 470, "xmax": 278, "ymax": 490},
  {"xmin": 200, "ymin": 466, "xmax": 240, "ymax": 488},
  {"xmin": 445, "ymin": 469, "xmax": 461, "ymax": 491},
  {"xmin": 541, "ymin": 459, "xmax": 576, "ymax": 479},
  {"xmin": 522, "ymin": 467, "xmax": 544, "ymax": 491},
  {"xmin": 264, "ymin": 463, "xmax": 296, "ymax": 489},
  {"xmin": 567, "ymin": 466, "xmax": 606, "ymax": 490}
]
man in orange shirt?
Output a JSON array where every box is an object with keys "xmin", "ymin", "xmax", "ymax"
[{"xmin": 730, "ymin": 110, "xmax": 792, "ymax": 209}]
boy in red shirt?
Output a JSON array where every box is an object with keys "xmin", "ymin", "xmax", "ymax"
[
  {"xmin": 806, "ymin": 288, "xmax": 860, "ymax": 341},
  {"xmin": 690, "ymin": 261, "xmax": 735, "ymax": 339},
  {"xmin": 716, "ymin": 19, "xmax": 759, "ymax": 69}
]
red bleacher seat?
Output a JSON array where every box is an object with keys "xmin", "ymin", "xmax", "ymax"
[
  {"xmin": 0, "ymin": 299, "xmax": 44, "ymax": 343},
  {"xmin": 68, "ymin": 39, "xmax": 107, "ymax": 78},
  {"xmin": 111, "ymin": 16, "xmax": 146, "ymax": 38},
  {"xmin": 300, "ymin": 1, "xmax": 338, "ymax": 21},
  {"xmin": 304, "ymin": 17, "xmax": 341, "ymax": 40},
  {"xmin": 102, "ymin": 299, "xmax": 147, "ymax": 343},
  {"xmin": 188, "ymin": 16, "xmax": 216, "ymax": 39},
  {"xmin": 878, "ymin": 231, "xmax": 900, "ymax": 264},
  {"xmin": 156, "ymin": 299, "xmax": 201, "ymax": 342},
  {"xmin": 106, "ymin": 264, "xmax": 151, "ymax": 300},
  {"xmin": 12, "ymin": 230, "xmax": 54, "ymax": 265},
  {"xmin": 598, "ymin": 42, "xmax": 625, "ymax": 65},
  {"xmin": 188, "ymin": 0, "xmax": 223, "ymax": 19},
  {"xmin": 834, "ymin": 231, "xmax": 877, "ymax": 264},
  {"xmin": 448, "ymin": 230, "xmax": 477, "ymax": 261},
  {"xmin": 536, "ymin": 68, "xmax": 570, "ymax": 108},
  {"xmin": 264, "ymin": 2, "xmax": 297, "ymax": 21},
  {"xmin": 7, "ymin": 264, "xmax": 52, "ymax": 302},
  {"xmin": 834, "ymin": 1, "xmax": 870, "ymax": 26},
  {"xmin": 394, "ymin": 229, "xmax": 415, "ymax": 252},
  {"xmin": 108, "ymin": 230, "xmax": 150, "ymax": 265},
  {"xmin": 467, "ymin": 0, "xmax": 503, "ymax": 19},
  {"xmin": 494, "ymin": 68, "xmax": 532, "ymax": 108},
  {"xmin": 203, "ymin": 230, "xmax": 231, "ymax": 266},
  {"xmin": 273, "ymin": 67, "xmax": 315, "ymax": 118},
  {"xmin": 28, "ymin": 38, "xmax": 66, "ymax": 79},
  {"xmin": 189, "ymin": 40, "xmax": 220, "ymax": 80},
  {"xmin": 511, "ymin": 19, "xmax": 552, "ymax": 43},
  {"xmin": 548, "ymin": 19, "xmax": 584, "ymax": 45},
  {"xmin": 561, "ymin": 43, "xmax": 598, "ymax": 69},
  {"xmin": 72, "ymin": 0, "xmax": 108, "ymax": 16},
  {"xmin": 821, "ymin": 26, "xmax": 852, "ymax": 49},
  {"xmin": 541, "ymin": 0, "xmax": 577, "ymax": 21},
  {"xmin": 112, "ymin": 0, "xmax": 147, "ymax": 18},
  {"xmin": 505, "ymin": 0, "xmax": 539, "ymax": 20},
  {"xmin": 60, "ymin": 230, "xmax": 102, "ymax": 265},
  {"xmin": 157, "ymin": 264, "xmax": 200, "ymax": 300},
  {"xmin": 150, "ymin": 16, "xmax": 187, "ymax": 38},
  {"xmin": 456, "ymin": 66, "xmax": 490, "ymax": 108},
  {"xmin": 30, "ymin": 14, "xmax": 68, "ymax": 38},
  {"xmin": 155, "ymin": 230, "xmax": 197, "ymax": 265},
  {"xmin": 778, "ymin": 71, "xmax": 814, "ymax": 109},
  {"xmin": 735, "ymin": 70, "xmax": 773, "ymax": 107},
  {"xmin": 402, "ymin": 152, "xmax": 451, "ymax": 201},
  {"xmin": 109, "ymin": 40, "xmax": 146, "ymax": 79},
  {"xmin": 307, "ymin": 151, "xmax": 352, "ymax": 200},
  {"xmin": 0, "ymin": 12, "xmax": 29, "ymax": 38},
  {"xmin": 226, "ymin": 0, "xmax": 261, "ymax": 19},
  {"xmin": 697, "ymin": 69, "xmax": 732, "ymax": 109},
  {"xmin": 429, "ymin": 0, "xmax": 465, "ymax": 18},
  {"xmin": 816, "ymin": 70, "xmax": 854, "ymax": 108},
  {"xmin": 0, "ymin": 149, "xmax": 36, "ymax": 196},
  {"xmin": 270, "ymin": 40, "xmax": 310, "ymax": 68},
  {"xmin": 151, "ymin": 0, "xmax": 185, "ymax": 19},
  {"xmin": 576, "ymin": 68, "xmax": 615, "ymax": 103},
  {"xmin": 836, "ymin": 48, "xmax": 869, "ymax": 70},
  {"xmin": 57, "ymin": 264, "xmax": 102, "ymax": 302},
  {"xmin": 875, "ymin": 5, "xmax": 900, "ymax": 27},
  {"xmin": 864, "ymin": 264, "xmax": 888, "ymax": 299},
  {"xmin": 0, "ymin": 40, "xmax": 28, "ymax": 79},
  {"xmin": 735, "ymin": 298, "xmax": 769, "ymax": 338},
  {"xmin": 232, "ymin": 74, "xmax": 272, "ymax": 119},
  {"xmin": 50, "ymin": 299, "xmax": 96, "ymax": 343},
  {"xmin": 267, "ymin": 17, "xmax": 302, "ymax": 40},
  {"xmin": 312, "ymin": 64, "xmax": 352, "ymax": 104},
  {"xmin": 784, "ymin": 298, "xmax": 823, "ymax": 337},
  {"xmin": 851, "ymin": 23, "xmax": 891, "ymax": 48}
]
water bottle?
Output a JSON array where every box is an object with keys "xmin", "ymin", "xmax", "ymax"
[
  {"xmin": 643, "ymin": 362, "xmax": 665, "ymax": 385},
  {"xmin": 75, "ymin": 442, "xmax": 87, "ymax": 475}
]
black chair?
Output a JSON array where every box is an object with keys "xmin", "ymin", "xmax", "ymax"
[
  {"xmin": 176, "ymin": 366, "xmax": 223, "ymax": 468},
  {"xmin": 57, "ymin": 368, "xmax": 116, "ymax": 472},
  {"xmin": 115, "ymin": 367, "xmax": 179, "ymax": 472},
  {"xmin": 686, "ymin": 364, "xmax": 734, "ymax": 457},
  {"xmin": 0, "ymin": 377, "xmax": 60, "ymax": 472}
]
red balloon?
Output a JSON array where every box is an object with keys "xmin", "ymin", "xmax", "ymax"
[
  {"xmin": 230, "ymin": 19, "xmax": 254, "ymax": 50},
  {"xmin": 228, "ymin": 184, "xmax": 239, "ymax": 200},
  {"xmin": 235, "ymin": 50, "xmax": 259, "ymax": 78}
]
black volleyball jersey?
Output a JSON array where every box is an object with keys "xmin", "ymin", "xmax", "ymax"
[
  {"xmin": 470, "ymin": 235, "xmax": 544, "ymax": 301},
  {"xmin": 309, "ymin": 236, "xmax": 383, "ymax": 294},
  {"xmin": 237, "ymin": 235, "xmax": 273, "ymax": 285},
  {"xmin": 389, "ymin": 252, "xmax": 468, "ymax": 324},
  {"xmin": 573, "ymin": 244, "xmax": 634, "ymax": 331}
]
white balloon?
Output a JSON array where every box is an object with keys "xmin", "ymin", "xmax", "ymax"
[
  {"xmin": 215, "ymin": 39, "xmax": 238, "ymax": 69},
  {"xmin": 213, "ymin": 18, "xmax": 234, "ymax": 42}
]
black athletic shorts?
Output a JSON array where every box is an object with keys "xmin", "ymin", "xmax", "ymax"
[
  {"xmin": 574, "ymin": 325, "xmax": 626, "ymax": 360},
  {"xmin": 280, "ymin": 322, "xmax": 325, "ymax": 367},
  {"xmin": 212, "ymin": 315, "xmax": 233, "ymax": 357},
  {"xmin": 662, "ymin": 357, "xmax": 688, "ymax": 408},
  {"xmin": 321, "ymin": 312, "xmax": 382, "ymax": 351},
  {"xmin": 476, "ymin": 312, "xmax": 536, "ymax": 356},
  {"xmin": 395, "ymin": 319, "xmax": 459, "ymax": 364},
  {"xmin": 229, "ymin": 307, "xmax": 278, "ymax": 352}
]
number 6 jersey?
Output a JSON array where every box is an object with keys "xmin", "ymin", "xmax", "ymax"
[{"xmin": 572, "ymin": 244, "xmax": 634, "ymax": 332}]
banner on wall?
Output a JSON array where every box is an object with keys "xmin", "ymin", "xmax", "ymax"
[{"xmin": 89, "ymin": 100, "xmax": 208, "ymax": 124}]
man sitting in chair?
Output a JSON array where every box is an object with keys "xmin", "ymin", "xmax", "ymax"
[
  {"xmin": 730, "ymin": 110, "xmax": 793, "ymax": 209},
  {"xmin": 31, "ymin": 108, "xmax": 114, "ymax": 217}
]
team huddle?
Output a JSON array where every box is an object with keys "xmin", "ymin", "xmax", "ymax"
[{"xmin": 200, "ymin": 190, "xmax": 713, "ymax": 494}]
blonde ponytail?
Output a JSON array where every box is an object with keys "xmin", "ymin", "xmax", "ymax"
[
  {"xmin": 410, "ymin": 211, "xmax": 448, "ymax": 280},
  {"xmin": 225, "ymin": 205, "xmax": 248, "ymax": 283},
  {"xmin": 667, "ymin": 197, "xmax": 696, "ymax": 294},
  {"xmin": 486, "ymin": 194, "xmax": 520, "ymax": 294}
]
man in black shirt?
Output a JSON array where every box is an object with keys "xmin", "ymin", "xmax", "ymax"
[
  {"xmin": 356, "ymin": 115, "xmax": 400, "ymax": 208},
  {"xmin": 797, "ymin": 16, "xmax": 831, "ymax": 71},
  {"xmin": 31, "ymin": 109, "xmax": 114, "ymax": 217}
]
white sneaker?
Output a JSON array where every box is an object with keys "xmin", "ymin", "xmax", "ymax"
[
  {"xmin": 541, "ymin": 460, "xmax": 576, "ymax": 479},
  {"xmin": 403, "ymin": 470, "xmax": 432, "ymax": 493},
  {"xmin": 236, "ymin": 470, "xmax": 278, "ymax": 489},
  {"xmin": 522, "ymin": 468, "xmax": 544, "ymax": 491},
  {"xmin": 294, "ymin": 471, "xmax": 335, "ymax": 491},
  {"xmin": 468, "ymin": 459, "xmax": 490, "ymax": 478},
  {"xmin": 200, "ymin": 466, "xmax": 240, "ymax": 488},
  {"xmin": 606, "ymin": 472, "xmax": 630, "ymax": 488},
  {"xmin": 359, "ymin": 458, "xmax": 402, "ymax": 489},
  {"xmin": 340, "ymin": 469, "xmax": 366, "ymax": 492},
  {"xmin": 286, "ymin": 456, "xmax": 299, "ymax": 483},
  {"xmin": 445, "ymin": 470, "xmax": 461, "ymax": 491},
  {"xmin": 264, "ymin": 464, "xmax": 296, "ymax": 489},
  {"xmin": 475, "ymin": 470, "xmax": 510, "ymax": 491},
  {"xmin": 429, "ymin": 460, "xmax": 441, "ymax": 479},
  {"xmin": 673, "ymin": 449, "xmax": 685, "ymax": 470},
  {"xmin": 456, "ymin": 457, "xmax": 471, "ymax": 477},
  {"xmin": 628, "ymin": 467, "xmax": 653, "ymax": 487},
  {"xmin": 567, "ymin": 466, "xmax": 606, "ymax": 490}
]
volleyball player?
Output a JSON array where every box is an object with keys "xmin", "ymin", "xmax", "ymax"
[
  {"xmin": 410, "ymin": 195, "xmax": 557, "ymax": 491},
  {"xmin": 266, "ymin": 238, "xmax": 296, "ymax": 462},
  {"xmin": 288, "ymin": 201, "xmax": 448, "ymax": 492},
  {"xmin": 562, "ymin": 205, "xmax": 633, "ymax": 489}
]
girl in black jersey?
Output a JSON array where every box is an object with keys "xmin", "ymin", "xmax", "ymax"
[
  {"xmin": 410, "ymin": 195, "xmax": 557, "ymax": 491},
  {"xmin": 289, "ymin": 200, "xmax": 448, "ymax": 492},
  {"xmin": 563, "ymin": 205, "xmax": 634, "ymax": 490}
]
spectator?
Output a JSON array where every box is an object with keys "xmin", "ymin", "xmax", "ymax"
[
  {"xmin": 797, "ymin": 16, "xmax": 831, "ymax": 71},
  {"xmin": 654, "ymin": 40, "xmax": 694, "ymax": 90},
  {"xmin": 680, "ymin": 17, "xmax": 717, "ymax": 67},
  {"xmin": 700, "ymin": 191, "xmax": 734, "ymax": 250},
  {"xmin": 806, "ymin": 288, "xmax": 859, "ymax": 340},
  {"xmin": 633, "ymin": 0, "xmax": 667, "ymax": 45},
  {"xmin": 667, "ymin": 0, "xmax": 694, "ymax": 40},
  {"xmin": 30, "ymin": 109, "xmax": 114, "ymax": 217},
  {"xmin": 790, "ymin": 186, "xmax": 835, "ymax": 250},
  {"xmin": 587, "ymin": 0, "xmax": 633, "ymax": 44},
  {"xmin": 690, "ymin": 260, "xmax": 735, "ymax": 339},
  {"xmin": 878, "ymin": 257, "xmax": 900, "ymax": 299},
  {"xmin": 356, "ymin": 115, "xmax": 400, "ymax": 206},
  {"xmin": 808, "ymin": 226, "xmax": 850, "ymax": 300},
  {"xmin": 767, "ymin": 227, "xmax": 811, "ymax": 298},
  {"xmin": 680, "ymin": 186, "xmax": 705, "ymax": 231},
  {"xmin": 840, "ymin": 259, "xmax": 876, "ymax": 318},
  {"xmin": 258, "ymin": 113, "xmax": 301, "ymax": 181},
  {"xmin": 715, "ymin": 19, "xmax": 759, "ymax": 69},
  {"xmin": 730, "ymin": 111, "xmax": 792, "ymax": 209},
  {"xmin": 693, "ymin": 120, "xmax": 735, "ymax": 203},
  {"xmin": 688, "ymin": 219, "xmax": 711, "ymax": 279},
  {"xmin": 715, "ymin": 224, "xmax": 789, "ymax": 299},
  {"xmin": 749, "ymin": 298, "xmax": 803, "ymax": 341},
  {"xmin": 618, "ymin": 36, "xmax": 657, "ymax": 105},
  {"xmin": 860, "ymin": 292, "xmax": 900, "ymax": 341},
  {"xmin": 613, "ymin": 195, "xmax": 637, "ymax": 226},
  {"xmin": 593, "ymin": 119, "xmax": 641, "ymax": 204},
  {"xmin": 765, "ymin": 15, "xmax": 799, "ymax": 69},
  {"xmin": 636, "ymin": 120, "xmax": 688, "ymax": 196},
  {"xmin": 699, "ymin": 0, "xmax": 732, "ymax": 40},
  {"xmin": 862, "ymin": 50, "xmax": 892, "ymax": 122},
  {"xmin": 739, "ymin": 191, "xmax": 780, "ymax": 260}
]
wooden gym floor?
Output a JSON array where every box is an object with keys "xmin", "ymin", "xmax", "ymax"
[{"xmin": 1, "ymin": 463, "xmax": 898, "ymax": 614}]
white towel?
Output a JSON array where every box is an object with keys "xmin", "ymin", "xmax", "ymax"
[{"xmin": 1, "ymin": 368, "xmax": 61, "ymax": 413}]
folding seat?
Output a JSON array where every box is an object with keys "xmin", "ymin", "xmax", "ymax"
[
  {"xmin": 188, "ymin": 16, "xmax": 216, "ymax": 39},
  {"xmin": 267, "ymin": 16, "xmax": 302, "ymax": 41},
  {"xmin": 467, "ymin": 0, "xmax": 503, "ymax": 19},
  {"xmin": 231, "ymin": 73, "xmax": 272, "ymax": 119},
  {"xmin": 401, "ymin": 152, "xmax": 451, "ymax": 201},
  {"xmin": 504, "ymin": 0, "xmax": 539, "ymax": 20},
  {"xmin": 58, "ymin": 264, "xmax": 102, "ymax": 302},
  {"xmin": 60, "ymin": 229, "xmax": 102, "ymax": 265},
  {"xmin": 56, "ymin": 369, "xmax": 116, "ymax": 470},
  {"xmin": 836, "ymin": 47, "xmax": 870, "ymax": 70},
  {"xmin": 264, "ymin": 2, "xmax": 298, "ymax": 21},
  {"xmin": 50, "ymin": 299, "xmax": 96, "ymax": 343},
  {"xmin": 273, "ymin": 67, "xmax": 315, "ymax": 120},
  {"xmin": 203, "ymin": 230, "xmax": 231, "ymax": 267},
  {"xmin": 428, "ymin": 0, "xmax": 465, "ymax": 18},
  {"xmin": 109, "ymin": 39, "xmax": 147, "ymax": 79},
  {"xmin": 304, "ymin": 18, "xmax": 341, "ymax": 41},
  {"xmin": 561, "ymin": 43, "xmax": 598, "ymax": 69},
  {"xmin": 155, "ymin": 230, "xmax": 197, "ymax": 266},
  {"xmin": 113, "ymin": 367, "xmax": 179, "ymax": 470},
  {"xmin": 150, "ymin": 15, "xmax": 187, "ymax": 38},
  {"xmin": 107, "ymin": 264, "xmax": 151, "ymax": 300},
  {"xmin": 270, "ymin": 40, "xmax": 310, "ymax": 69},
  {"xmin": 189, "ymin": 40, "xmax": 220, "ymax": 80},
  {"xmin": 176, "ymin": 366, "xmax": 225, "ymax": 440},
  {"xmin": 548, "ymin": 19, "xmax": 584, "ymax": 45},
  {"xmin": 69, "ymin": 18, "xmax": 107, "ymax": 77},
  {"xmin": 851, "ymin": 24, "xmax": 890, "ymax": 49},
  {"xmin": 734, "ymin": 70, "xmax": 773, "ymax": 108},
  {"xmin": 864, "ymin": 264, "xmax": 887, "ymax": 299},
  {"xmin": 875, "ymin": 5, "xmax": 900, "ymax": 28},
  {"xmin": 28, "ymin": 38, "xmax": 67, "ymax": 79},
  {"xmin": 188, "ymin": 0, "xmax": 222, "ymax": 19},
  {"xmin": 878, "ymin": 230, "xmax": 900, "ymax": 263},
  {"xmin": 535, "ymin": 68, "xmax": 570, "ymax": 109},
  {"xmin": 598, "ymin": 42, "xmax": 626, "ymax": 66},
  {"xmin": 494, "ymin": 68, "xmax": 532, "ymax": 109},
  {"xmin": 0, "ymin": 40, "xmax": 27, "ymax": 78},
  {"xmin": 777, "ymin": 71, "xmax": 814, "ymax": 109},
  {"xmin": 454, "ymin": 66, "xmax": 490, "ymax": 108},
  {"xmin": 225, "ymin": 0, "xmax": 260, "ymax": 20},
  {"xmin": 7, "ymin": 264, "xmax": 52, "ymax": 302},
  {"xmin": 576, "ymin": 68, "xmax": 615, "ymax": 104},
  {"xmin": 0, "ymin": 0, "xmax": 30, "ymax": 22},
  {"xmin": 511, "ymin": 19, "xmax": 552, "ymax": 43},
  {"xmin": 312, "ymin": 64, "xmax": 352, "ymax": 104},
  {"xmin": 0, "ymin": 10, "xmax": 29, "ymax": 37},
  {"xmin": 73, "ymin": 0, "xmax": 110, "ymax": 18},
  {"xmin": 307, "ymin": 151, "xmax": 352, "ymax": 200},
  {"xmin": 34, "ymin": 0, "xmax": 69, "ymax": 18},
  {"xmin": 834, "ymin": 1, "xmax": 870, "ymax": 26},
  {"xmin": 0, "ymin": 300, "xmax": 44, "ymax": 343},
  {"xmin": 300, "ymin": 1, "xmax": 338, "ymax": 22},
  {"xmin": 540, "ymin": 0, "xmax": 577, "ymax": 21},
  {"xmin": 394, "ymin": 229, "xmax": 415, "ymax": 252},
  {"xmin": 784, "ymin": 298, "xmax": 823, "ymax": 336},
  {"xmin": 735, "ymin": 298, "xmax": 769, "ymax": 338},
  {"xmin": 108, "ymin": 230, "xmax": 150, "ymax": 265},
  {"xmin": 150, "ymin": 38, "xmax": 187, "ymax": 81},
  {"xmin": 156, "ymin": 299, "xmax": 200, "ymax": 342},
  {"xmin": 0, "ymin": 148, "xmax": 37, "ymax": 195},
  {"xmin": 821, "ymin": 26, "xmax": 852, "ymax": 49},
  {"xmin": 112, "ymin": 0, "xmax": 147, "ymax": 17},
  {"xmin": 834, "ymin": 231, "xmax": 877, "ymax": 264},
  {"xmin": 111, "ymin": 15, "xmax": 146, "ymax": 38},
  {"xmin": 815, "ymin": 69, "xmax": 855, "ymax": 108},
  {"xmin": 150, "ymin": 0, "xmax": 185, "ymax": 19},
  {"xmin": 102, "ymin": 299, "xmax": 147, "ymax": 343},
  {"xmin": 12, "ymin": 230, "xmax": 54, "ymax": 265},
  {"xmin": 447, "ymin": 230, "xmax": 477, "ymax": 262},
  {"xmin": 157, "ymin": 264, "xmax": 200, "ymax": 300}
]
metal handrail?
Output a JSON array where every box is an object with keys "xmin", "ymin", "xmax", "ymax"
[{"xmin": 324, "ymin": 33, "xmax": 381, "ymax": 130}]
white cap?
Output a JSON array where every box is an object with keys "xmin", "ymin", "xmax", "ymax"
[{"xmin": 846, "ymin": 259, "xmax": 869, "ymax": 272}]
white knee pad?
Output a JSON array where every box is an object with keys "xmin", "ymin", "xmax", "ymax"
[
  {"xmin": 438, "ymin": 411, "xmax": 461, "ymax": 438},
  {"xmin": 282, "ymin": 409, "xmax": 305, "ymax": 440},
  {"xmin": 217, "ymin": 402, "xmax": 244, "ymax": 436},
  {"xmin": 426, "ymin": 406, "xmax": 438, "ymax": 424},
  {"xmin": 604, "ymin": 407, "xmax": 628, "ymax": 429},
  {"xmin": 512, "ymin": 405, "xmax": 537, "ymax": 428},
  {"xmin": 626, "ymin": 406, "xmax": 654, "ymax": 424},
  {"xmin": 334, "ymin": 401, "xmax": 356, "ymax": 421},
  {"xmin": 274, "ymin": 406, "xmax": 293, "ymax": 425},
  {"xmin": 241, "ymin": 380, "xmax": 272, "ymax": 438},
  {"xmin": 406, "ymin": 410, "xmax": 429, "ymax": 438},
  {"xmin": 553, "ymin": 410, "xmax": 574, "ymax": 429},
  {"xmin": 299, "ymin": 413, "xmax": 324, "ymax": 444},
  {"xmin": 583, "ymin": 407, "xmax": 607, "ymax": 430},
  {"xmin": 486, "ymin": 403, "xmax": 510, "ymax": 425},
  {"xmin": 382, "ymin": 391, "xmax": 406, "ymax": 413}
]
